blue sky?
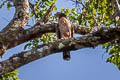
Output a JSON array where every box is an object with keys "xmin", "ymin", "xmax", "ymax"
[{"xmin": 0, "ymin": 0, "xmax": 120, "ymax": 80}]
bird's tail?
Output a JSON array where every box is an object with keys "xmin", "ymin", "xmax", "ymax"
[{"xmin": 63, "ymin": 51, "xmax": 70, "ymax": 61}]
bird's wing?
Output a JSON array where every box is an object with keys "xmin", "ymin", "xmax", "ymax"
[{"xmin": 59, "ymin": 17, "xmax": 72, "ymax": 38}]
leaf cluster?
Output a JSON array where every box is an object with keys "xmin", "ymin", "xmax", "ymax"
[
  {"xmin": 25, "ymin": 0, "xmax": 57, "ymax": 50},
  {"xmin": 102, "ymin": 40, "xmax": 120, "ymax": 70},
  {"xmin": 71, "ymin": 0, "xmax": 120, "ymax": 70},
  {"xmin": 1, "ymin": 70, "xmax": 20, "ymax": 80}
]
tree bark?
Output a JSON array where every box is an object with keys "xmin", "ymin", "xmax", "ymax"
[
  {"xmin": 1, "ymin": 0, "xmax": 120, "ymax": 76},
  {"xmin": 0, "ymin": 25, "xmax": 120, "ymax": 75}
]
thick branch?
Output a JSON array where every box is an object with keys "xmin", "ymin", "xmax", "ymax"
[
  {"xmin": 0, "ymin": 1, "xmax": 55, "ymax": 56},
  {"xmin": 2, "ymin": 0, "xmax": 29, "ymax": 32},
  {"xmin": 0, "ymin": 0, "xmax": 29, "ymax": 56},
  {"xmin": 0, "ymin": 26, "xmax": 120, "ymax": 76},
  {"xmin": 0, "ymin": 22, "xmax": 89, "ymax": 56}
]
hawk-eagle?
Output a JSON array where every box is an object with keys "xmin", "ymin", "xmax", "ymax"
[{"xmin": 55, "ymin": 12, "xmax": 74, "ymax": 60}]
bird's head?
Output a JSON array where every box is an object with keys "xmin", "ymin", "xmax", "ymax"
[{"xmin": 55, "ymin": 12, "xmax": 66, "ymax": 19}]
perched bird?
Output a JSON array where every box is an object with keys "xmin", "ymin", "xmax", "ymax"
[{"xmin": 55, "ymin": 12, "xmax": 74, "ymax": 60}]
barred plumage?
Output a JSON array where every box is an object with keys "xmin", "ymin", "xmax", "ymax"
[{"xmin": 55, "ymin": 12, "xmax": 74, "ymax": 60}]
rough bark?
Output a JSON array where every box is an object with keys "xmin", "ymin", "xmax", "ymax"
[
  {"xmin": 0, "ymin": 26, "xmax": 120, "ymax": 76},
  {"xmin": 0, "ymin": 1, "xmax": 55, "ymax": 56},
  {"xmin": 0, "ymin": 22, "xmax": 90, "ymax": 56},
  {"xmin": 0, "ymin": 0, "xmax": 29, "ymax": 56},
  {"xmin": 1, "ymin": 0, "xmax": 120, "ymax": 76}
]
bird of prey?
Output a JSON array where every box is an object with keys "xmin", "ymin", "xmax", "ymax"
[{"xmin": 55, "ymin": 12, "xmax": 74, "ymax": 60}]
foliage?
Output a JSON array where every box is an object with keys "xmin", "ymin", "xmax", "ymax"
[
  {"xmin": 29, "ymin": 0, "xmax": 57, "ymax": 21},
  {"xmin": 72, "ymin": 0, "xmax": 120, "ymax": 70},
  {"xmin": 0, "ymin": 69, "xmax": 20, "ymax": 80},
  {"xmin": 1, "ymin": 0, "xmax": 58, "ymax": 79},
  {"xmin": 0, "ymin": 0, "xmax": 120, "ymax": 79},
  {"xmin": 0, "ymin": 0, "xmax": 12, "ymax": 10},
  {"xmin": 74, "ymin": 0, "xmax": 116, "ymax": 27},
  {"xmin": 24, "ymin": 0, "xmax": 57, "ymax": 50},
  {"xmin": 60, "ymin": 8, "xmax": 79, "ymax": 23},
  {"xmin": 69, "ymin": 0, "xmax": 120, "ymax": 70},
  {"xmin": 102, "ymin": 40, "xmax": 120, "ymax": 70}
]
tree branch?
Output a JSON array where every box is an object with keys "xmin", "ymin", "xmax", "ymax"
[
  {"xmin": 39, "ymin": 3, "xmax": 55, "ymax": 23},
  {"xmin": 110, "ymin": 0, "xmax": 120, "ymax": 21},
  {"xmin": 0, "ymin": 0, "xmax": 90, "ymax": 57},
  {"xmin": 0, "ymin": 26, "xmax": 120, "ymax": 76},
  {"xmin": 29, "ymin": 2, "xmax": 38, "ymax": 18},
  {"xmin": 0, "ymin": 23, "xmax": 90, "ymax": 56},
  {"xmin": 0, "ymin": 0, "xmax": 29, "ymax": 56},
  {"xmin": 2, "ymin": 0, "xmax": 29, "ymax": 32},
  {"xmin": 0, "ymin": 1, "xmax": 56, "ymax": 56}
]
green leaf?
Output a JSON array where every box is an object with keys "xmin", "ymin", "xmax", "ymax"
[
  {"xmin": 24, "ymin": 43, "xmax": 31, "ymax": 50},
  {"xmin": 54, "ymin": 6, "xmax": 57, "ymax": 11},
  {"xmin": 0, "ymin": 3, "xmax": 4, "ymax": 8},
  {"xmin": 64, "ymin": 12, "xmax": 69, "ymax": 16},
  {"xmin": 7, "ymin": 2, "xmax": 12, "ymax": 10},
  {"xmin": 51, "ymin": 0, "xmax": 57, "ymax": 2},
  {"xmin": 86, "ymin": 14, "xmax": 92, "ymax": 19},
  {"xmin": 29, "ymin": 11, "xmax": 34, "ymax": 17},
  {"xmin": 1, "ymin": 70, "xmax": 20, "ymax": 80},
  {"xmin": 45, "ymin": 2, "xmax": 52, "ymax": 6},
  {"xmin": 109, "ymin": 48, "xmax": 115, "ymax": 55},
  {"xmin": 71, "ymin": 8, "xmax": 75, "ymax": 12},
  {"xmin": 60, "ymin": 8, "xmax": 64, "ymax": 12},
  {"xmin": 102, "ymin": 42, "xmax": 109, "ymax": 48},
  {"xmin": 92, "ymin": 9, "xmax": 96, "ymax": 15},
  {"xmin": 106, "ymin": 57, "xmax": 112, "ymax": 62}
]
